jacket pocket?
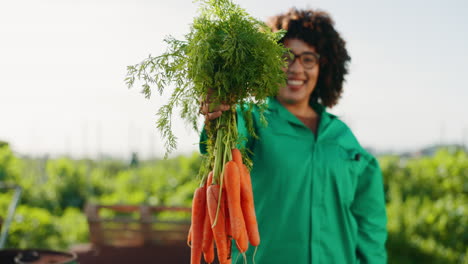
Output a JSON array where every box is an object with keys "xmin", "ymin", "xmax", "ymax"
[
  {"xmin": 335, "ymin": 145, "xmax": 362, "ymax": 204},
  {"xmin": 315, "ymin": 142, "xmax": 362, "ymax": 205}
]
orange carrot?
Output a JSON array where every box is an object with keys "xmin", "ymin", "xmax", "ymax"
[
  {"xmin": 225, "ymin": 197, "xmax": 232, "ymax": 238},
  {"xmin": 207, "ymin": 170, "xmax": 214, "ymax": 186},
  {"xmin": 190, "ymin": 186, "xmax": 206, "ymax": 264},
  {"xmin": 231, "ymin": 148, "xmax": 243, "ymax": 167},
  {"xmin": 224, "ymin": 195, "xmax": 233, "ymax": 262},
  {"xmin": 187, "ymin": 225, "xmax": 192, "ymax": 247},
  {"xmin": 240, "ymin": 164, "xmax": 260, "ymax": 246},
  {"xmin": 225, "ymin": 236, "xmax": 233, "ymax": 264},
  {"xmin": 221, "ymin": 257, "xmax": 232, "ymax": 264},
  {"xmin": 223, "ymin": 161, "xmax": 247, "ymax": 242},
  {"xmin": 231, "ymin": 148, "xmax": 250, "ymax": 252},
  {"xmin": 202, "ymin": 170, "xmax": 215, "ymax": 263},
  {"xmin": 235, "ymin": 227, "xmax": 249, "ymax": 253},
  {"xmin": 202, "ymin": 195, "xmax": 214, "ymax": 255},
  {"xmin": 207, "ymin": 184, "xmax": 229, "ymax": 263},
  {"xmin": 202, "ymin": 171, "xmax": 215, "ymax": 262},
  {"xmin": 203, "ymin": 240, "xmax": 215, "ymax": 263}
]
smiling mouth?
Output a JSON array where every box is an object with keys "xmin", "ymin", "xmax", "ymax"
[{"xmin": 288, "ymin": 80, "xmax": 305, "ymax": 86}]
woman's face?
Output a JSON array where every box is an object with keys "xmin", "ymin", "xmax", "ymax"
[{"xmin": 277, "ymin": 38, "xmax": 320, "ymax": 107}]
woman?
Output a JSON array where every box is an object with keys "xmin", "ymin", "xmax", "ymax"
[{"xmin": 201, "ymin": 8, "xmax": 387, "ymax": 264}]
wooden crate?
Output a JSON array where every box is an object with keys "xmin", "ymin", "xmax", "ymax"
[{"xmin": 85, "ymin": 204, "xmax": 191, "ymax": 248}]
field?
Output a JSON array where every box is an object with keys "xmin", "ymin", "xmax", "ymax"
[{"xmin": 0, "ymin": 143, "xmax": 467, "ymax": 263}]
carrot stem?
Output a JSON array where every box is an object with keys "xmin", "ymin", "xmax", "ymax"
[
  {"xmin": 213, "ymin": 128, "xmax": 224, "ymax": 184},
  {"xmin": 234, "ymin": 252, "xmax": 240, "ymax": 264},
  {"xmin": 252, "ymin": 246, "xmax": 258, "ymax": 264}
]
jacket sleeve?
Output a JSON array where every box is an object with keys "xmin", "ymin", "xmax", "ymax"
[
  {"xmin": 351, "ymin": 155, "xmax": 388, "ymax": 264},
  {"xmin": 199, "ymin": 127, "xmax": 209, "ymax": 154}
]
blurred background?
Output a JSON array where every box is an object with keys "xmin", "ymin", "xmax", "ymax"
[{"xmin": 0, "ymin": 0, "xmax": 467, "ymax": 263}]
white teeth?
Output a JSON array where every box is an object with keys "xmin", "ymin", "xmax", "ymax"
[{"xmin": 288, "ymin": 80, "xmax": 304, "ymax": 86}]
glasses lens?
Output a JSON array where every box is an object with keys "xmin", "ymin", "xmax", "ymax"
[
  {"xmin": 300, "ymin": 54, "xmax": 318, "ymax": 68},
  {"xmin": 283, "ymin": 52, "xmax": 319, "ymax": 68}
]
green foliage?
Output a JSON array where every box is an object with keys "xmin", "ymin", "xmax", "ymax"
[
  {"xmin": 5, "ymin": 206, "xmax": 88, "ymax": 250},
  {"xmin": 0, "ymin": 144, "xmax": 22, "ymax": 183},
  {"xmin": 44, "ymin": 158, "xmax": 89, "ymax": 211},
  {"xmin": 94, "ymin": 153, "xmax": 200, "ymax": 207},
  {"xmin": 0, "ymin": 148, "xmax": 201, "ymax": 250},
  {"xmin": 125, "ymin": 0, "xmax": 287, "ymax": 157},
  {"xmin": 8, "ymin": 158, "xmax": 90, "ymax": 214},
  {"xmin": 381, "ymin": 149, "xmax": 468, "ymax": 264},
  {"xmin": 1, "ymin": 141, "xmax": 467, "ymax": 263}
]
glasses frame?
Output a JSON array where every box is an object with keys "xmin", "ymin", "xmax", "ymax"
[{"xmin": 283, "ymin": 51, "xmax": 321, "ymax": 69}]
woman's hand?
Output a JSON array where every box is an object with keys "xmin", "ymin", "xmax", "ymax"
[
  {"xmin": 199, "ymin": 88, "xmax": 232, "ymax": 121},
  {"xmin": 199, "ymin": 100, "xmax": 231, "ymax": 122}
]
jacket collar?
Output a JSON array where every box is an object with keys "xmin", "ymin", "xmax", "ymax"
[
  {"xmin": 268, "ymin": 96, "xmax": 335, "ymax": 123},
  {"xmin": 266, "ymin": 97, "xmax": 337, "ymax": 139}
]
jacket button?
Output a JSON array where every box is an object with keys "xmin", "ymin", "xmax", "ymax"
[{"xmin": 354, "ymin": 153, "xmax": 361, "ymax": 161}]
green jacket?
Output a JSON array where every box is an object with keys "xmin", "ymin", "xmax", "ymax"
[{"xmin": 201, "ymin": 97, "xmax": 387, "ymax": 264}]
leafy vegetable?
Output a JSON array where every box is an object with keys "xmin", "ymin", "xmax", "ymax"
[
  {"xmin": 125, "ymin": 0, "xmax": 287, "ymax": 162},
  {"xmin": 126, "ymin": 3, "xmax": 287, "ymax": 261}
]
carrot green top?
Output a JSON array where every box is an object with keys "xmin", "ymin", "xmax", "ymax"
[{"xmin": 201, "ymin": 97, "xmax": 387, "ymax": 264}]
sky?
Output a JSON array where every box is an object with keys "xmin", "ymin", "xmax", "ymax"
[{"xmin": 0, "ymin": 0, "xmax": 467, "ymax": 159}]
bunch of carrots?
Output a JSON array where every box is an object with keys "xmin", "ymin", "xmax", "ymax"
[
  {"xmin": 125, "ymin": 0, "xmax": 286, "ymax": 262},
  {"xmin": 188, "ymin": 148, "xmax": 260, "ymax": 264}
]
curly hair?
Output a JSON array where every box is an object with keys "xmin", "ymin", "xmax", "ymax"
[{"xmin": 267, "ymin": 8, "xmax": 351, "ymax": 107}]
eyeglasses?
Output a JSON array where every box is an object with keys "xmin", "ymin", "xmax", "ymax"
[{"xmin": 283, "ymin": 51, "xmax": 320, "ymax": 69}]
